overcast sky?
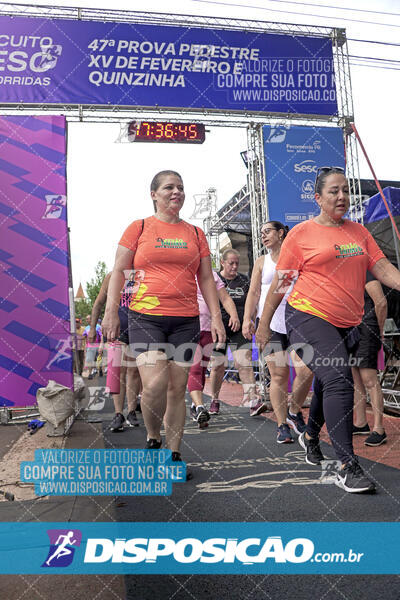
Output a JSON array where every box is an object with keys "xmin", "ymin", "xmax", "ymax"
[{"xmin": 2, "ymin": 0, "xmax": 399, "ymax": 290}]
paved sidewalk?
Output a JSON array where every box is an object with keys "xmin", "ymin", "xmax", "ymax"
[
  {"xmin": 0, "ymin": 415, "xmax": 126, "ymax": 599},
  {"xmin": 0, "ymin": 377, "xmax": 399, "ymax": 600}
]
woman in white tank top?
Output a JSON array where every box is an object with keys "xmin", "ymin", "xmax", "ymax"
[{"xmin": 243, "ymin": 221, "xmax": 313, "ymax": 444}]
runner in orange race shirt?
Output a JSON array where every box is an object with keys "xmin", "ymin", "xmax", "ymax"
[
  {"xmin": 256, "ymin": 167, "xmax": 400, "ymax": 494},
  {"xmin": 102, "ymin": 170, "xmax": 225, "ymax": 477}
]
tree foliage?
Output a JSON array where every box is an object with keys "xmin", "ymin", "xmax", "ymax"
[
  {"xmin": 86, "ymin": 261, "xmax": 108, "ymax": 308},
  {"xmin": 74, "ymin": 298, "xmax": 91, "ymax": 321},
  {"xmin": 74, "ymin": 261, "xmax": 108, "ymax": 322}
]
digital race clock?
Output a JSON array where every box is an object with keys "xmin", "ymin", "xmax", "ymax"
[{"xmin": 128, "ymin": 121, "xmax": 206, "ymax": 144}]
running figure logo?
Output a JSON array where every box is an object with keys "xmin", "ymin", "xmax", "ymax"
[
  {"xmin": 43, "ymin": 194, "xmax": 66, "ymax": 219},
  {"xmin": 36, "ymin": 44, "xmax": 63, "ymax": 71},
  {"xmin": 42, "ymin": 529, "xmax": 82, "ymax": 567}
]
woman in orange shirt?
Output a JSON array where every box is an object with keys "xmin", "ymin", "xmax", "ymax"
[
  {"xmin": 256, "ymin": 167, "xmax": 400, "ymax": 494},
  {"xmin": 102, "ymin": 171, "xmax": 225, "ymax": 473}
]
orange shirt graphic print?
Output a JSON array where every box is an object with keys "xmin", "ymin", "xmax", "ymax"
[{"xmin": 129, "ymin": 283, "xmax": 162, "ymax": 315}]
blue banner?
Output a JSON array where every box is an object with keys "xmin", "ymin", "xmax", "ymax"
[
  {"xmin": 263, "ymin": 125, "xmax": 345, "ymax": 225},
  {"xmin": 363, "ymin": 186, "xmax": 400, "ymax": 223},
  {"xmin": 0, "ymin": 522, "xmax": 398, "ymax": 574},
  {"xmin": 0, "ymin": 16, "xmax": 337, "ymax": 115}
]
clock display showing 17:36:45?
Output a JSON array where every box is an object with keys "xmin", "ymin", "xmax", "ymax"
[{"xmin": 128, "ymin": 121, "xmax": 206, "ymax": 144}]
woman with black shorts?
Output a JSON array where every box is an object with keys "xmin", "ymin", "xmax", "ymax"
[
  {"xmin": 256, "ymin": 167, "xmax": 400, "ymax": 494},
  {"xmin": 102, "ymin": 170, "xmax": 225, "ymax": 469}
]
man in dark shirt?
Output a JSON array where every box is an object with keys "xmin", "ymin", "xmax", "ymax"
[{"xmin": 209, "ymin": 249, "xmax": 266, "ymax": 416}]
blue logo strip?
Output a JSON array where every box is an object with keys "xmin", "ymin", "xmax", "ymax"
[{"xmin": 0, "ymin": 523, "xmax": 398, "ymax": 574}]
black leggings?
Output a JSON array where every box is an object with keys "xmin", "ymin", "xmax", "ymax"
[{"xmin": 286, "ymin": 304, "xmax": 358, "ymax": 464}]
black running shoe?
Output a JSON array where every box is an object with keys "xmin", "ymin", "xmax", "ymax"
[
  {"xmin": 365, "ymin": 431, "xmax": 387, "ymax": 447},
  {"xmin": 145, "ymin": 438, "xmax": 162, "ymax": 449},
  {"xmin": 126, "ymin": 410, "xmax": 139, "ymax": 427},
  {"xmin": 172, "ymin": 451, "xmax": 192, "ymax": 480},
  {"xmin": 190, "ymin": 405, "xmax": 198, "ymax": 421},
  {"xmin": 109, "ymin": 412, "xmax": 125, "ymax": 432},
  {"xmin": 352, "ymin": 423, "xmax": 370, "ymax": 435},
  {"xmin": 276, "ymin": 424, "xmax": 294, "ymax": 444},
  {"xmin": 298, "ymin": 432, "xmax": 325, "ymax": 465},
  {"xmin": 335, "ymin": 458, "xmax": 376, "ymax": 493},
  {"xmin": 196, "ymin": 406, "xmax": 210, "ymax": 428},
  {"xmin": 286, "ymin": 409, "xmax": 307, "ymax": 435}
]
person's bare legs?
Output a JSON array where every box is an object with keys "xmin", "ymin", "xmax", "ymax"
[
  {"xmin": 359, "ymin": 367, "xmax": 385, "ymax": 434},
  {"xmin": 233, "ymin": 348, "xmax": 258, "ymax": 406},
  {"xmin": 124, "ymin": 344, "xmax": 141, "ymax": 413},
  {"xmin": 164, "ymin": 361, "xmax": 191, "ymax": 452},
  {"xmin": 111, "ymin": 364, "xmax": 126, "ymax": 414},
  {"xmin": 266, "ymin": 352, "xmax": 289, "ymax": 426},
  {"xmin": 209, "ymin": 354, "xmax": 226, "ymax": 400},
  {"xmin": 290, "ymin": 353, "xmax": 313, "ymax": 414},
  {"xmin": 190, "ymin": 389, "xmax": 204, "ymax": 408},
  {"xmin": 126, "ymin": 366, "xmax": 141, "ymax": 411},
  {"xmin": 136, "ymin": 351, "xmax": 169, "ymax": 442},
  {"xmin": 188, "ymin": 335, "xmax": 212, "ymax": 410}
]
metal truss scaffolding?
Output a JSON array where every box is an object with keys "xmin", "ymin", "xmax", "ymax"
[
  {"xmin": 0, "ymin": 3, "xmax": 360, "ymax": 406},
  {"xmin": 0, "ymin": 3, "xmax": 353, "ymax": 126}
]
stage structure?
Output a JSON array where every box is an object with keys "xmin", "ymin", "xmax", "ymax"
[{"xmin": 0, "ymin": 3, "xmax": 360, "ymax": 409}]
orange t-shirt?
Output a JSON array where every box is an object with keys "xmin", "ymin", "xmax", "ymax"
[
  {"xmin": 119, "ymin": 216, "xmax": 210, "ymax": 316},
  {"xmin": 276, "ymin": 219, "xmax": 385, "ymax": 328}
]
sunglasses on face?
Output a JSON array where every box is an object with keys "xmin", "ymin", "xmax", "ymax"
[
  {"xmin": 314, "ymin": 166, "xmax": 345, "ymax": 191},
  {"xmin": 260, "ymin": 228, "xmax": 277, "ymax": 235}
]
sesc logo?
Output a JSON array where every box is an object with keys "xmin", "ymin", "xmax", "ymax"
[
  {"xmin": 301, "ymin": 179, "xmax": 315, "ymax": 201},
  {"xmin": 84, "ymin": 536, "xmax": 315, "ymax": 565},
  {"xmin": 301, "ymin": 180, "xmax": 314, "ymax": 194},
  {"xmin": 294, "ymin": 160, "xmax": 318, "ymax": 174}
]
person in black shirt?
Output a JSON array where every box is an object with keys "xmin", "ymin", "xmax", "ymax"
[
  {"xmin": 209, "ymin": 249, "xmax": 267, "ymax": 416},
  {"xmin": 352, "ymin": 272, "xmax": 387, "ymax": 446}
]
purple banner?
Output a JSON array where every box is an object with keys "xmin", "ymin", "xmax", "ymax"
[
  {"xmin": 0, "ymin": 115, "xmax": 72, "ymax": 407},
  {"xmin": 0, "ymin": 15, "xmax": 337, "ymax": 116}
]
